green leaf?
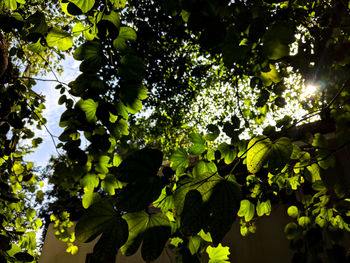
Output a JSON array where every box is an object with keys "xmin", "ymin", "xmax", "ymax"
[
  {"xmin": 246, "ymin": 136, "xmax": 271, "ymax": 173},
  {"xmin": 117, "ymin": 177, "xmax": 164, "ymax": 212},
  {"xmin": 260, "ymin": 64, "xmax": 281, "ymax": 86},
  {"xmin": 72, "ymin": 23, "xmax": 85, "ymax": 36},
  {"xmin": 181, "ymin": 190, "xmax": 204, "ymax": 235},
  {"xmin": 69, "ymin": 0, "xmax": 95, "ymax": 13},
  {"xmin": 80, "ymin": 173, "xmax": 99, "ymax": 191},
  {"xmin": 298, "ymin": 216, "xmax": 311, "ymax": 227},
  {"xmin": 188, "ymin": 133, "xmax": 206, "ymax": 155},
  {"xmin": 287, "ymin": 206, "xmax": 299, "ymax": 218},
  {"xmin": 237, "ymin": 199, "xmax": 255, "ymax": 222},
  {"xmin": 174, "ymin": 177, "xmax": 192, "ymax": 215},
  {"xmin": 73, "ymin": 41, "xmax": 102, "ymax": 73},
  {"xmin": 47, "ymin": 28, "xmax": 73, "ymax": 51},
  {"xmin": 218, "ymin": 142, "xmax": 236, "ymax": 164},
  {"xmin": 101, "ymin": 175, "xmax": 125, "ymax": 195},
  {"xmin": 28, "ymin": 38, "xmax": 46, "ymax": 53},
  {"xmin": 113, "ymin": 27, "xmax": 137, "ymax": 51},
  {"xmin": 206, "ymin": 180, "xmax": 242, "ymax": 243},
  {"xmin": 206, "ymin": 124, "xmax": 220, "ymax": 141},
  {"xmin": 95, "ymin": 155, "xmax": 110, "ymax": 174},
  {"xmin": 113, "ymin": 155, "xmax": 122, "ymax": 167},
  {"xmin": 153, "ymin": 187, "xmax": 175, "ymax": 212},
  {"xmin": 170, "ymin": 149, "xmax": 189, "ymax": 174},
  {"xmin": 92, "ymin": 217, "xmax": 129, "ymax": 262},
  {"xmin": 284, "ymin": 222, "xmax": 299, "ymax": 240},
  {"xmin": 109, "ymin": 119, "xmax": 129, "ymax": 138},
  {"xmin": 188, "ymin": 235, "xmax": 203, "ymax": 255},
  {"xmin": 76, "ymin": 200, "xmax": 121, "ymax": 242},
  {"xmin": 13, "ymin": 162, "xmax": 24, "ymax": 175},
  {"xmin": 110, "ymin": 0, "xmax": 126, "ymax": 8},
  {"xmin": 268, "ymin": 137, "xmax": 293, "ymax": 173},
  {"xmin": 256, "ymin": 200, "xmax": 271, "ymax": 217},
  {"xmin": 191, "ymin": 172, "xmax": 222, "ymax": 202},
  {"xmin": 74, "ymin": 41, "xmax": 101, "ymax": 60},
  {"xmin": 198, "ymin": 229, "xmax": 212, "ymax": 242},
  {"xmin": 306, "ymin": 163, "xmax": 321, "ymax": 183},
  {"xmin": 247, "ymin": 136, "xmax": 292, "ymax": 174},
  {"xmin": 4, "ymin": 0, "xmax": 17, "ymax": 10},
  {"xmin": 116, "ymin": 148, "xmax": 163, "ymax": 183},
  {"xmin": 82, "ymin": 191, "xmax": 101, "ymax": 209},
  {"xmin": 121, "ymin": 212, "xmax": 171, "ymax": 262},
  {"xmin": 98, "ymin": 10, "xmax": 120, "ymax": 28},
  {"xmin": 77, "ymin": 99, "xmax": 98, "ymax": 122},
  {"xmin": 192, "ymin": 160, "xmax": 217, "ymax": 178},
  {"xmin": 206, "ymin": 243, "xmax": 230, "ymax": 263}
]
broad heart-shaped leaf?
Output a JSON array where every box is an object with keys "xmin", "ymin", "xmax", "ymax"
[
  {"xmin": 116, "ymin": 177, "xmax": 164, "ymax": 212},
  {"xmin": 181, "ymin": 190, "xmax": 204, "ymax": 236},
  {"xmin": 69, "ymin": 0, "xmax": 95, "ymax": 13},
  {"xmin": 77, "ymin": 99, "xmax": 98, "ymax": 122},
  {"xmin": 116, "ymin": 148, "xmax": 163, "ymax": 183},
  {"xmin": 97, "ymin": 10, "xmax": 120, "ymax": 29},
  {"xmin": 246, "ymin": 136, "xmax": 271, "ymax": 173},
  {"xmin": 206, "ymin": 180, "xmax": 242, "ymax": 244},
  {"xmin": 206, "ymin": 244, "xmax": 230, "ymax": 263},
  {"xmin": 73, "ymin": 41, "xmax": 101, "ymax": 60},
  {"xmin": 82, "ymin": 191, "xmax": 101, "ymax": 209},
  {"xmin": 73, "ymin": 41, "xmax": 102, "ymax": 73},
  {"xmin": 113, "ymin": 26, "xmax": 137, "ymax": 51},
  {"xmin": 268, "ymin": 137, "xmax": 293, "ymax": 173},
  {"xmin": 237, "ymin": 199, "xmax": 255, "ymax": 222},
  {"xmin": 174, "ymin": 177, "xmax": 192, "ymax": 215},
  {"xmin": 92, "ymin": 217, "xmax": 129, "ymax": 262},
  {"xmin": 69, "ymin": 73, "xmax": 105, "ymax": 97},
  {"xmin": 76, "ymin": 200, "xmax": 121, "ymax": 243},
  {"xmin": 247, "ymin": 136, "xmax": 292, "ymax": 174},
  {"xmin": 121, "ymin": 211, "xmax": 171, "ymax": 262},
  {"xmin": 218, "ymin": 142, "xmax": 236, "ymax": 164},
  {"xmin": 263, "ymin": 40, "xmax": 289, "ymax": 60},
  {"xmin": 46, "ymin": 28, "xmax": 73, "ymax": 51},
  {"xmin": 188, "ymin": 133, "xmax": 206, "ymax": 155},
  {"xmin": 191, "ymin": 172, "xmax": 222, "ymax": 202},
  {"xmin": 170, "ymin": 148, "xmax": 189, "ymax": 175},
  {"xmin": 192, "ymin": 160, "xmax": 217, "ymax": 178}
]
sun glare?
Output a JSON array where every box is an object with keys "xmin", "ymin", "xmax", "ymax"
[{"xmin": 301, "ymin": 83, "xmax": 321, "ymax": 99}]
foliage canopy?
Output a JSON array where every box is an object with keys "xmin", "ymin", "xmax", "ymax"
[{"xmin": 1, "ymin": 0, "xmax": 350, "ymax": 262}]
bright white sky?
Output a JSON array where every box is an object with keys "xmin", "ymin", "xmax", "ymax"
[{"xmin": 24, "ymin": 56, "xmax": 80, "ymax": 167}]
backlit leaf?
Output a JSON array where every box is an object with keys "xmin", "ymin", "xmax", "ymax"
[
  {"xmin": 47, "ymin": 28, "xmax": 73, "ymax": 51},
  {"xmin": 237, "ymin": 199, "xmax": 255, "ymax": 222},
  {"xmin": 69, "ymin": 0, "xmax": 95, "ymax": 13},
  {"xmin": 77, "ymin": 99, "xmax": 98, "ymax": 122},
  {"xmin": 206, "ymin": 243, "xmax": 230, "ymax": 263}
]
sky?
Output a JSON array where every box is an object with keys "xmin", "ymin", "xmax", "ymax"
[{"xmin": 24, "ymin": 56, "xmax": 80, "ymax": 168}]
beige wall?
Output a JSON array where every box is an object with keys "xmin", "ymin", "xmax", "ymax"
[
  {"xmin": 39, "ymin": 223, "xmax": 176, "ymax": 263},
  {"xmin": 39, "ymin": 206, "xmax": 293, "ymax": 263}
]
